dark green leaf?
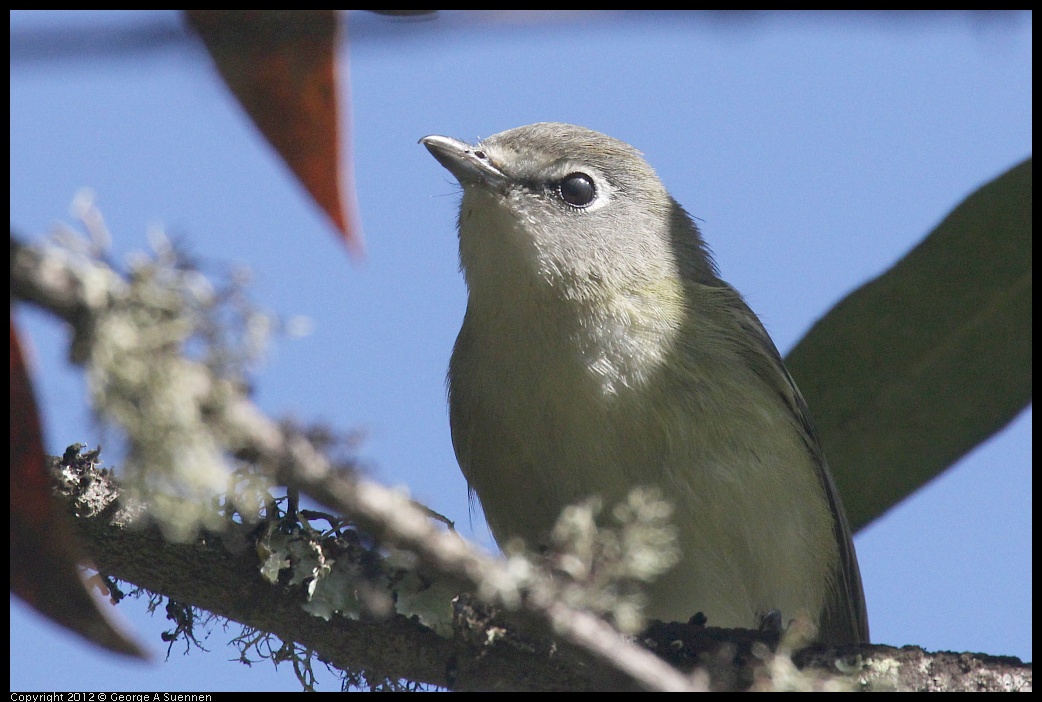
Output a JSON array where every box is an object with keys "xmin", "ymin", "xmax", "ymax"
[{"xmin": 787, "ymin": 157, "xmax": 1032, "ymax": 531}]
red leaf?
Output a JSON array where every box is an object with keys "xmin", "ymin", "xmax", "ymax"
[
  {"xmin": 186, "ymin": 10, "xmax": 361, "ymax": 253},
  {"xmin": 10, "ymin": 318, "xmax": 147, "ymax": 658}
]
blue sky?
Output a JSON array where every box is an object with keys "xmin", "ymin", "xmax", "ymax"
[{"xmin": 10, "ymin": 11, "xmax": 1031, "ymax": 691}]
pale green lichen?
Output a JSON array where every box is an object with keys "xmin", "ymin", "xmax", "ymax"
[{"xmin": 53, "ymin": 194, "xmax": 286, "ymax": 541}]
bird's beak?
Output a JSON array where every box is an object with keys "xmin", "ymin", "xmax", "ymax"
[{"xmin": 421, "ymin": 135, "xmax": 509, "ymax": 188}]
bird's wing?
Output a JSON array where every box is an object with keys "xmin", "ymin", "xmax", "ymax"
[{"xmin": 730, "ymin": 295, "xmax": 870, "ymax": 645}]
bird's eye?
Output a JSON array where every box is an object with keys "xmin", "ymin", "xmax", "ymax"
[{"xmin": 557, "ymin": 173, "xmax": 596, "ymax": 208}]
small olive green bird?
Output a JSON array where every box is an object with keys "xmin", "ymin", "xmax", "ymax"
[{"xmin": 421, "ymin": 123, "xmax": 869, "ymax": 646}]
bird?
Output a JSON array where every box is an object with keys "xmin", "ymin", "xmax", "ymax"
[{"xmin": 421, "ymin": 122, "xmax": 869, "ymax": 645}]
